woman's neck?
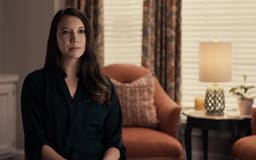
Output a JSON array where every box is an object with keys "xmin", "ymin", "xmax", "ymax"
[{"xmin": 61, "ymin": 58, "xmax": 81, "ymax": 77}]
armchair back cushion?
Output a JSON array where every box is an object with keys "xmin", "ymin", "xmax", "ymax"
[{"xmin": 102, "ymin": 63, "xmax": 181, "ymax": 137}]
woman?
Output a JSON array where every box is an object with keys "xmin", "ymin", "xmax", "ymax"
[{"xmin": 21, "ymin": 8, "xmax": 126, "ymax": 160}]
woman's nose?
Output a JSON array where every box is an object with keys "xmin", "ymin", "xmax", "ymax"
[{"xmin": 70, "ymin": 33, "xmax": 78, "ymax": 43}]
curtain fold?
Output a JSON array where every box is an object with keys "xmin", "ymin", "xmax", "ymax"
[
  {"xmin": 66, "ymin": 0, "xmax": 104, "ymax": 66},
  {"xmin": 142, "ymin": 0, "xmax": 182, "ymax": 103}
]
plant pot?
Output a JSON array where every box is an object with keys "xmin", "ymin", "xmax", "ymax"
[{"xmin": 238, "ymin": 98, "xmax": 254, "ymax": 115}]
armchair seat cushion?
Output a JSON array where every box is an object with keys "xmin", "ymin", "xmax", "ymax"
[
  {"xmin": 232, "ymin": 135, "xmax": 256, "ymax": 160},
  {"xmin": 123, "ymin": 127, "xmax": 183, "ymax": 158}
]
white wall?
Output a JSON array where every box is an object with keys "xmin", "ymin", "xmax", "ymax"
[{"xmin": 0, "ymin": 0, "xmax": 64, "ymax": 150}]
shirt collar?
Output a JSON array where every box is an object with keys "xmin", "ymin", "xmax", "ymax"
[{"xmin": 45, "ymin": 68, "xmax": 82, "ymax": 79}]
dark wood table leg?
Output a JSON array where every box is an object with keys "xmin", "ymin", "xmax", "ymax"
[
  {"xmin": 231, "ymin": 121, "xmax": 238, "ymax": 142},
  {"xmin": 185, "ymin": 124, "xmax": 192, "ymax": 160},
  {"xmin": 202, "ymin": 129, "xmax": 208, "ymax": 160}
]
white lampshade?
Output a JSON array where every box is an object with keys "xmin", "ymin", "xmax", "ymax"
[{"xmin": 199, "ymin": 42, "xmax": 232, "ymax": 82}]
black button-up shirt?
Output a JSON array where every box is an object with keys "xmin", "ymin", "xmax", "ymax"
[{"xmin": 21, "ymin": 69, "xmax": 126, "ymax": 160}]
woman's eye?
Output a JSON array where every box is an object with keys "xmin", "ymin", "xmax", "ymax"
[
  {"xmin": 61, "ymin": 30, "xmax": 69, "ymax": 35},
  {"xmin": 78, "ymin": 29, "xmax": 85, "ymax": 34}
]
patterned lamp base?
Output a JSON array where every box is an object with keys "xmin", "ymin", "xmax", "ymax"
[{"xmin": 204, "ymin": 84, "xmax": 225, "ymax": 115}]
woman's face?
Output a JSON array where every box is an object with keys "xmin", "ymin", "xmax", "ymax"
[{"xmin": 57, "ymin": 16, "xmax": 86, "ymax": 60}]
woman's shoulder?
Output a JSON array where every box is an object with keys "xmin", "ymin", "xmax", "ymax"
[{"xmin": 23, "ymin": 68, "xmax": 46, "ymax": 85}]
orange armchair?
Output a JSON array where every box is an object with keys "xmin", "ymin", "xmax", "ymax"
[
  {"xmin": 102, "ymin": 64, "xmax": 183, "ymax": 160},
  {"xmin": 232, "ymin": 107, "xmax": 256, "ymax": 160}
]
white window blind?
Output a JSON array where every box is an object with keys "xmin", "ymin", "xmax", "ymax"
[
  {"xmin": 103, "ymin": 0, "xmax": 143, "ymax": 66},
  {"xmin": 182, "ymin": 0, "xmax": 256, "ymax": 109}
]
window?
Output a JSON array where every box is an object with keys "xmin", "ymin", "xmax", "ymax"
[
  {"xmin": 104, "ymin": 0, "xmax": 143, "ymax": 66},
  {"xmin": 182, "ymin": 0, "xmax": 256, "ymax": 109}
]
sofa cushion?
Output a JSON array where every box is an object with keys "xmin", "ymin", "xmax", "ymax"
[
  {"xmin": 111, "ymin": 74, "xmax": 159, "ymax": 128},
  {"xmin": 122, "ymin": 127, "xmax": 183, "ymax": 158}
]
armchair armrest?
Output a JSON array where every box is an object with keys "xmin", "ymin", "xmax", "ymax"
[
  {"xmin": 158, "ymin": 103, "xmax": 181, "ymax": 138},
  {"xmin": 153, "ymin": 77, "xmax": 181, "ymax": 138}
]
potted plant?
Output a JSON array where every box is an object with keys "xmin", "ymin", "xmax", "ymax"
[{"xmin": 229, "ymin": 74, "xmax": 256, "ymax": 115}]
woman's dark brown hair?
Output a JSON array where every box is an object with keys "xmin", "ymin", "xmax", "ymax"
[{"xmin": 44, "ymin": 8, "xmax": 110, "ymax": 104}]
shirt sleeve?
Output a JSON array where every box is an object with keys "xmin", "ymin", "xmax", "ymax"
[
  {"xmin": 102, "ymin": 81, "xmax": 126, "ymax": 160},
  {"xmin": 21, "ymin": 72, "xmax": 52, "ymax": 160}
]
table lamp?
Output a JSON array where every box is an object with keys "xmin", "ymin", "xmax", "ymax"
[{"xmin": 199, "ymin": 42, "xmax": 232, "ymax": 115}]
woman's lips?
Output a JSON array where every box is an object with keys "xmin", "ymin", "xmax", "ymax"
[{"xmin": 69, "ymin": 47, "xmax": 81, "ymax": 50}]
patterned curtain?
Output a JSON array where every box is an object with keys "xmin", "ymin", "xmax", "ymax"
[
  {"xmin": 142, "ymin": 0, "xmax": 182, "ymax": 103},
  {"xmin": 66, "ymin": 0, "xmax": 104, "ymax": 66}
]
